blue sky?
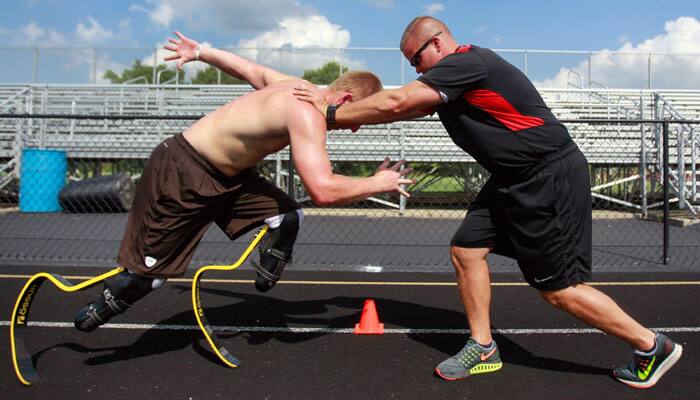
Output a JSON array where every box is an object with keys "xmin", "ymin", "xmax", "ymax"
[{"xmin": 2, "ymin": 0, "xmax": 699, "ymax": 87}]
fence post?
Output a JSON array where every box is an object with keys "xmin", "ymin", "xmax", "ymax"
[
  {"xmin": 663, "ymin": 120, "xmax": 669, "ymax": 265},
  {"xmin": 587, "ymin": 52, "xmax": 592, "ymax": 88},
  {"xmin": 652, "ymin": 94, "xmax": 660, "ymax": 196},
  {"xmin": 286, "ymin": 148, "xmax": 295, "ymax": 200},
  {"xmin": 32, "ymin": 48, "xmax": 39, "ymax": 84},
  {"xmin": 640, "ymin": 95, "xmax": 647, "ymax": 217},
  {"xmin": 399, "ymin": 124, "xmax": 406, "ymax": 214},
  {"xmin": 92, "ymin": 48, "xmax": 98, "ymax": 84},
  {"xmin": 524, "ymin": 50, "xmax": 528, "ymax": 77},
  {"xmin": 152, "ymin": 48, "xmax": 158, "ymax": 84},
  {"xmin": 25, "ymin": 86, "xmax": 33, "ymax": 147},
  {"xmin": 275, "ymin": 152, "xmax": 282, "ymax": 187},
  {"xmin": 647, "ymin": 53, "xmax": 652, "ymax": 90},
  {"xmin": 678, "ymin": 124, "xmax": 686, "ymax": 209}
]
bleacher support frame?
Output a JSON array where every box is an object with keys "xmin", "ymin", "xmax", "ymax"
[{"xmin": 0, "ymin": 84, "xmax": 699, "ymax": 216}]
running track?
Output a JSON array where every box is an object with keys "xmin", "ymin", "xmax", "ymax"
[{"xmin": 0, "ymin": 265, "xmax": 697, "ymax": 399}]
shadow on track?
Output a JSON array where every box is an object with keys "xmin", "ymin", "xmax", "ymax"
[{"xmin": 29, "ymin": 285, "xmax": 608, "ymax": 377}]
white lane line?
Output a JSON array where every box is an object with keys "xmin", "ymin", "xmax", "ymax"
[
  {"xmin": 2, "ymin": 321, "xmax": 699, "ymax": 334},
  {"xmin": 1, "ymin": 274, "xmax": 700, "ymax": 286}
]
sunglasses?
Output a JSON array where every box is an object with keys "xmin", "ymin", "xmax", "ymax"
[{"xmin": 409, "ymin": 30, "xmax": 442, "ymax": 67}]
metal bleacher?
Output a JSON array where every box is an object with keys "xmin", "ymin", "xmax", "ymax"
[
  {"xmin": 0, "ymin": 83, "xmax": 699, "ymax": 213},
  {"xmin": 0, "ymin": 84, "xmax": 669, "ymax": 161},
  {"xmin": 541, "ymin": 89, "xmax": 654, "ymax": 164}
]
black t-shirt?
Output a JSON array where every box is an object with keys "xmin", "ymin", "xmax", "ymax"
[{"xmin": 417, "ymin": 45, "xmax": 573, "ymax": 177}]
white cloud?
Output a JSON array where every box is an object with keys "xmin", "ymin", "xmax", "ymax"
[
  {"xmin": 15, "ymin": 21, "xmax": 66, "ymax": 46},
  {"xmin": 6, "ymin": 18, "xmax": 114, "ymax": 48},
  {"xmin": 234, "ymin": 15, "xmax": 363, "ymax": 76},
  {"xmin": 6, "ymin": 19, "xmax": 116, "ymax": 81},
  {"xmin": 237, "ymin": 15, "xmax": 350, "ymax": 49},
  {"xmin": 150, "ymin": 2, "xmax": 174, "ymax": 27},
  {"xmin": 129, "ymin": 4, "xmax": 149, "ymax": 13},
  {"xmin": 21, "ymin": 22, "xmax": 44, "ymax": 42},
  {"xmin": 534, "ymin": 16, "xmax": 700, "ymax": 89},
  {"xmin": 5, "ymin": 2, "xmax": 359, "ymax": 83},
  {"xmin": 46, "ymin": 30, "xmax": 66, "ymax": 46},
  {"xmin": 76, "ymin": 17, "xmax": 114, "ymax": 44},
  {"xmin": 141, "ymin": 0, "xmax": 311, "ymax": 32},
  {"xmin": 423, "ymin": 3, "xmax": 445, "ymax": 15}
]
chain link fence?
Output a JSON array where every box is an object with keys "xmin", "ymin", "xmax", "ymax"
[
  {"xmin": 3, "ymin": 46, "xmax": 700, "ymax": 89},
  {"xmin": 0, "ymin": 111, "xmax": 698, "ymax": 273}
]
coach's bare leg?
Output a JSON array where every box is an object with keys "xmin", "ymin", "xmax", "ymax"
[
  {"xmin": 540, "ymin": 284, "xmax": 656, "ymax": 350},
  {"xmin": 451, "ymin": 246, "xmax": 493, "ymax": 345}
]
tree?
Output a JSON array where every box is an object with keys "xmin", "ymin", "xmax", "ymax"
[
  {"xmin": 302, "ymin": 61, "xmax": 348, "ymax": 85},
  {"xmin": 103, "ymin": 60, "xmax": 183, "ymax": 84},
  {"xmin": 191, "ymin": 66, "xmax": 247, "ymax": 84}
]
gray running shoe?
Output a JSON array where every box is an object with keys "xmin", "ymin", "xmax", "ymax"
[
  {"xmin": 435, "ymin": 338, "xmax": 503, "ymax": 380},
  {"xmin": 613, "ymin": 332, "xmax": 683, "ymax": 389}
]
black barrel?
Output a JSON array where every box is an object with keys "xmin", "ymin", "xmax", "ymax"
[{"xmin": 59, "ymin": 173, "xmax": 135, "ymax": 213}]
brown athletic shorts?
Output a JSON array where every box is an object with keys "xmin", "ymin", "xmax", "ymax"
[{"xmin": 118, "ymin": 133, "xmax": 300, "ymax": 278}]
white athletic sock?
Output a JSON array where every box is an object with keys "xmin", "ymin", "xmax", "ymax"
[{"xmin": 264, "ymin": 209, "xmax": 304, "ymax": 229}]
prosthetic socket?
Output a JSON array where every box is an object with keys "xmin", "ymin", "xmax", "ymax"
[
  {"xmin": 253, "ymin": 209, "xmax": 302, "ymax": 292},
  {"xmin": 74, "ymin": 270, "xmax": 165, "ymax": 332}
]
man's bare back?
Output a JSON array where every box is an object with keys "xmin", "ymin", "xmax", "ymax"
[{"xmin": 183, "ymin": 79, "xmax": 306, "ymax": 177}]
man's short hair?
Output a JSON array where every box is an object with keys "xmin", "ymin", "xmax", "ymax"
[
  {"xmin": 328, "ymin": 71, "xmax": 383, "ymax": 101},
  {"xmin": 400, "ymin": 16, "xmax": 449, "ymax": 51}
]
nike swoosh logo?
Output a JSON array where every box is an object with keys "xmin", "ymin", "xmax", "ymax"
[
  {"xmin": 480, "ymin": 347, "xmax": 497, "ymax": 361},
  {"xmin": 637, "ymin": 356, "xmax": 656, "ymax": 380},
  {"xmin": 534, "ymin": 275, "xmax": 554, "ymax": 283}
]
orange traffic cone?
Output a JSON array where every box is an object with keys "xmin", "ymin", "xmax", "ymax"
[{"xmin": 354, "ymin": 299, "xmax": 384, "ymax": 334}]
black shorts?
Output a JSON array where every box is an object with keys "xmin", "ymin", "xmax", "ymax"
[
  {"xmin": 118, "ymin": 134, "xmax": 300, "ymax": 278},
  {"xmin": 451, "ymin": 143, "xmax": 592, "ymax": 291}
]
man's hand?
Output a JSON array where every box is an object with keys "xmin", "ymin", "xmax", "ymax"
[
  {"xmin": 373, "ymin": 158, "xmax": 415, "ymax": 198},
  {"xmin": 163, "ymin": 31, "xmax": 200, "ymax": 70},
  {"xmin": 293, "ymin": 83, "xmax": 329, "ymax": 116}
]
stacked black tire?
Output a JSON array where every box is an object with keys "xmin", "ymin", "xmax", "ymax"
[{"xmin": 59, "ymin": 173, "xmax": 135, "ymax": 213}]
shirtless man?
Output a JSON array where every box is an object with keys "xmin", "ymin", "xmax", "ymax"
[{"xmin": 73, "ymin": 32, "xmax": 414, "ymax": 332}]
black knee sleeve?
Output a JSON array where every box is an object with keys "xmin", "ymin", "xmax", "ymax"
[
  {"xmin": 254, "ymin": 210, "xmax": 300, "ymax": 292},
  {"xmin": 74, "ymin": 270, "xmax": 164, "ymax": 332}
]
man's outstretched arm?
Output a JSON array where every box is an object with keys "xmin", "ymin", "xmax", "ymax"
[
  {"xmin": 164, "ymin": 31, "xmax": 293, "ymax": 90},
  {"xmin": 287, "ymin": 104, "xmax": 414, "ymax": 206},
  {"xmin": 294, "ymin": 79, "xmax": 442, "ymax": 124}
]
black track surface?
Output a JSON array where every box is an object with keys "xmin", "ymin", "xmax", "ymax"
[{"xmin": 1, "ymin": 265, "xmax": 697, "ymax": 400}]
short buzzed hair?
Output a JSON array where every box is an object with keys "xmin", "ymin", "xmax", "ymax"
[
  {"xmin": 328, "ymin": 71, "xmax": 383, "ymax": 101},
  {"xmin": 400, "ymin": 16, "xmax": 449, "ymax": 51}
]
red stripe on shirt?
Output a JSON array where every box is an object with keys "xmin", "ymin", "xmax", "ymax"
[
  {"xmin": 455, "ymin": 45, "xmax": 472, "ymax": 53},
  {"xmin": 462, "ymin": 89, "xmax": 544, "ymax": 131}
]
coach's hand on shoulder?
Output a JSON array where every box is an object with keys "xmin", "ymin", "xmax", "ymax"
[
  {"xmin": 373, "ymin": 157, "xmax": 415, "ymax": 198},
  {"xmin": 164, "ymin": 31, "xmax": 201, "ymax": 70},
  {"xmin": 293, "ymin": 83, "xmax": 327, "ymax": 116}
]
